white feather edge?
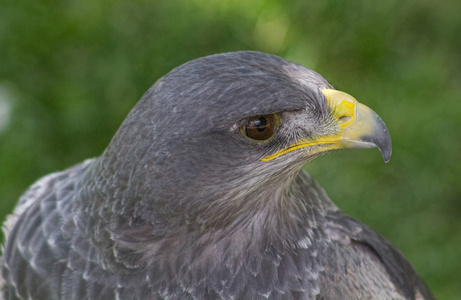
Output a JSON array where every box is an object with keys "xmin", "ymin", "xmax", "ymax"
[{"xmin": 0, "ymin": 159, "xmax": 94, "ymax": 293}]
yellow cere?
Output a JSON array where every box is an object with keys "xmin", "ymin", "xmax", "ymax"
[
  {"xmin": 261, "ymin": 89, "xmax": 358, "ymax": 162},
  {"xmin": 323, "ymin": 89, "xmax": 356, "ymax": 130}
]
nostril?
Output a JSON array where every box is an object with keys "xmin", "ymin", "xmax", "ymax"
[{"xmin": 338, "ymin": 115, "xmax": 351, "ymax": 123}]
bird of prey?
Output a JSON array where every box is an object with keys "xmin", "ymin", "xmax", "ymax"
[{"xmin": 1, "ymin": 51, "xmax": 434, "ymax": 299}]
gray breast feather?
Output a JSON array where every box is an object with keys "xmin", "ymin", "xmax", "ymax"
[{"xmin": 1, "ymin": 164, "xmax": 435, "ymax": 300}]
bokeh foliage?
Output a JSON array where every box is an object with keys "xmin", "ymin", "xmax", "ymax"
[{"xmin": 1, "ymin": 0, "xmax": 460, "ymax": 298}]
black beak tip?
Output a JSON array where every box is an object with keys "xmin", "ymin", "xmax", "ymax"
[
  {"xmin": 377, "ymin": 128, "xmax": 392, "ymax": 163},
  {"xmin": 381, "ymin": 144, "xmax": 392, "ymax": 163},
  {"xmin": 362, "ymin": 127, "xmax": 392, "ymax": 163}
]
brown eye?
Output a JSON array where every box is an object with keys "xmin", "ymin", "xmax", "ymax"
[{"xmin": 242, "ymin": 114, "xmax": 278, "ymax": 141}]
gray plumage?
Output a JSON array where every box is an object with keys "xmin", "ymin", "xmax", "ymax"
[{"xmin": 1, "ymin": 51, "xmax": 434, "ymax": 299}]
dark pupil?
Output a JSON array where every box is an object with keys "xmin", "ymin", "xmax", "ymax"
[
  {"xmin": 244, "ymin": 114, "xmax": 275, "ymax": 141},
  {"xmin": 256, "ymin": 117, "xmax": 267, "ymax": 132}
]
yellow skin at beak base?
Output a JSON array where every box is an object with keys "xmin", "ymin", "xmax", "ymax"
[{"xmin": 261, "ymin": 89, "xmax": 385, "ymax": 162}]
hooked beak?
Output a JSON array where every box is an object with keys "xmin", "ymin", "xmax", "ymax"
[{"xmin": 261, "ymin": 89, "xmax": 392, "ymax": 162}]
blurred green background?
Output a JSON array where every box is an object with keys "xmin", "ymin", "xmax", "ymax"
[{"xmin": 1, "ymin": 0, "xmax": 460, "ymax": 298}]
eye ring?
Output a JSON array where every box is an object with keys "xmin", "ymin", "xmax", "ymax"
[{"xmin": 241, "ymin": 114, "xmax": 279, "ymax": 141}]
